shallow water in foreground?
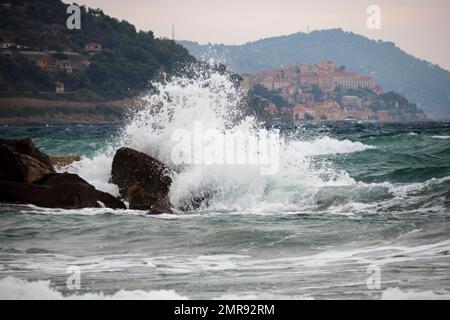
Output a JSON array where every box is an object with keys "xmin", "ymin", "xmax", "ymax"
[{"xmin": 1, "ymin": 122, "xmax": 450, "ymax": 299}]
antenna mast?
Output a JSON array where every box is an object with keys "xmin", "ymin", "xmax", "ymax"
[{"xmin": 172, "ymin": 22, "xmax": 175, "ymax": 41}]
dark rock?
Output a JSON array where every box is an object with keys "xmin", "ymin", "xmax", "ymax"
[
  {"xmin": 0, "ymin": 138, "xmax": 53, "ymax": 171},
  {"xmin": 0, "ymin": 172, "xmax": 126, "ymax": 210},
  {"xmin": 0, "ymin": 139, "xmax": 124, "ymax": 210},
  {"xmin": 125, "ymin": 184, "xmax": 159, "ymax": 210},
  {"xmin": 110, "ymin": 147, "xmax": 173, "ymax": 212},
  {"xmin": 0, "ymin": 144, "xmax": 52, "ymax": 183},
  {"xmin": 95, "ymin": 189, "xmax": 127, "ymax": 210},
  {"xmin": 0, "ymin": 178, "xmax": 96, "ymax": 209},
  {"xmin": 34, "ymin": 172, "xmax": 88, "ymax": 185},
  {"xmin": 111, "ymin": 147, "xmax": 172, "ymax": 197},
  {"xmin": 148, "ymin": 197, "xmax": 173, "ymax": 215}
]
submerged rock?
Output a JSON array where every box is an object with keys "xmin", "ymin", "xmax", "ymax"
[
  {"xmin": 50, "ymin": 155, "xmax": 81, "ymax": 168},
  {"xmin": 110, "ymin": 147, "xmax": 173, "ymax": 213}
]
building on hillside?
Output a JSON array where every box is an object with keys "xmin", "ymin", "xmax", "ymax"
[
  {"xmin": 342, "ymin": 95, "xmax": 362, "ymax": 108},
  {"xmin": 73, "ymin": 59, "xmax": 90, "ymax": 69},
  {"xmin": 241, "ymin": 74, "xmax": 253, "ymax": 93},
  {"xmin": 36, "ymin": 56, "xmax": 76, "ymax": 74},
  {"xmin": 298, "ymin": 62, "xmax": 319, "ymax": 88},
  {"xmin": 298, "ymin": 92, "xmax": 314, "ymax": 103},
  {"xmin": 318, "ymin": 74, "xmax": 334, "ymax": 92},
  {"xmin": 292, "ymin": 104, "xmax": 307, "ymax": 120},
  {"xmin": 54, "ymin": 81, "xmax": 64, "ymax": 94},
  {"xmin": 0, "ymin": 38, "xmax": 15, "ymax": 49},
  {"xmin": 279, "ymin": 107, "xmax": 292, "ymax": 118},
  {"xmin": 35, "ymin": 55, "xmax": 57, "ymax": 72},
  {"xmin": 317, "ymin": 60, "xmax": 336, "ymax": 73},
  {"xmin": 241, "ymin": 61, "xmax": 378, "ymax": 104},
  {"xmin": 376, "ymin": 110, "xmax": 393, "ymax": 122},
  {"xmin": 331, "ymin": 71, "xmax": 374, "ymax": 90},
  {"xmin": 373, "ymin": 85, "xmax": 383, "ymax": 95},
  {"xmin": 317, "ymin": 99, "xmax": 342, "ymax": 120},
  {"xmin": 84, "ymin": 42, "xmax": 102, "ymax": 54},
  {"xmin": 57, "ymin": 60, "xmax": 74, "ymax": 73}
]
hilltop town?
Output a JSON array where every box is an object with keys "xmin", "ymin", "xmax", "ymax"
[
  {"xmin": 0, "ymin": 1, "xmax": 429, "ymax": 124},
  {"xmin": 242, "ymin": 60, "xmax": 428, "ymax": 122}
]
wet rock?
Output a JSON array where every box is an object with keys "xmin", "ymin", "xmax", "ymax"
[
  {"xmin": 125, "ymin": 184, "xmax": 159, "ymax": 210},
  {"xmin": 95, "ymin": 189, "xmax": 127, "ymax": 210},
  {"xmin": 0, "ymin": 172, "xmax": 126, "ymax": 210},
  {"xmin": 0, "ymin": 138, "xmax": 53, "ymax": 171},
  {"xmin": 110, "ymin": 147, "xmax": 173, "ymax": 212},
  {"xmin": 0, "ymin": 139, "xmax": 124, "ymax": 210},
  {"xmin": 148, "ymin": 197, "xmax": 173, "ymax": 215},
  {"xmin": 0, "ymin": 144, "xmax": 52, "ymax": 183}
]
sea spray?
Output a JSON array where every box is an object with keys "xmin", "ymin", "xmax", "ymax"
[{"xmin": 68, "ymin": 70, "xmax": 375, "ymax": 212}]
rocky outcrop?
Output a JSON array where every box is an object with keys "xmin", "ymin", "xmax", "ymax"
[
  {"xmin": 0, "ymin": 138, "xmax": 53, "ymax": 170},
  {"xmin": 149, "ymin": 197, "xmax": 173, "ymax": 215},
  {"xmin": 111, "ymin": 147, "xmax": 173, "ymax": 214},
  {"xmin": 0, "ymin": 138, "xmax": 125, "ymax": 210},
  {"xmin": 124, "ymin": 184, "xmax": 173, "ymax": 214},
  {"xmin": 0, "ymin": 172, "xmax": 126, "ymax": 210},
  {"xmin": 0, "ymin": 139, "xmax": 54, "ymax": 183}
]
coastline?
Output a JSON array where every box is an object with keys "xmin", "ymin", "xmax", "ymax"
[{"xmin": 0, "ymin": 97, "xmax": 137, "ymax": 125}]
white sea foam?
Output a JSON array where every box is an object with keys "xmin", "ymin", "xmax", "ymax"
[
  {"xmin": 431, "ymin": 135, "xmax": 450, "ymax": 139},
  {"xmin": 0, "ymin": 276, "xmax": 187, "ymax": 300},
  {"xmin": 381, "ymin": 287, "xmax": 450, "ymax": 300},
  {"xmin": 64, "ymin": 70, "xmax": 421, "ymax": 214},
  {"xmin": 67, "ymin": 152, "xmax": 119, "ymax": 197}
]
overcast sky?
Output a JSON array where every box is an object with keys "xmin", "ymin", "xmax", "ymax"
[{"xmin": 65, "ymin": 0, "xmax": 450, "ymax": 70}]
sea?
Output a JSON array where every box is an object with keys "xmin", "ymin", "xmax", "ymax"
[{"xmin": 0, "ymin": 72, "xmax": 449, "ymax": 300}]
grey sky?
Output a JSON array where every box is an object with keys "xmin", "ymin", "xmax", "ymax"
[{"xmin": 66, "ymin": 0, "xmax": 450, "ymax": 70}]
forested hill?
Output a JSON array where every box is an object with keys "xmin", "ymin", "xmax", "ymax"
[
  {"xmin": 179, "ymin": 29, "xmax": 450, "ymax": 119},
  {"xmin": 0, "ymin": 0, "xmax": 195, "ymax": 100}
]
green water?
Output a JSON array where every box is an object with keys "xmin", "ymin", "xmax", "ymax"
[{"xmin": 0, "ymin": 122, "xmax": 449, "ymax": 299}]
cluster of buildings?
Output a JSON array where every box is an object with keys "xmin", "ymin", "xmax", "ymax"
[
  {"xmin": 242, "ymin": 60, "xmax": 381, "ymax": 96},
  {"xmin": 1, "ymin": 37, "xmax": 103, "ymax": 93},
  {"xmin": 242, "ymin": 60, "xmax": 390, "ymax": 121},
  {"xmin": 263, "ymin": 98, "xmax": 378, "ymax": 121}
]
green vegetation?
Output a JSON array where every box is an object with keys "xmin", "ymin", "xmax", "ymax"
[
  {"xmin": 0, "ymin": 0, "xmax": 195, "ymax": 100},
  {"xmin": 370, "ymin": 91, "xmax": 421, "ymax": 113},
  {"xmin": 311, "ymin": 84, "xmax": 324, "ymax": 101},
  {"xmin": 0, "ymin": 55, "xmax": 53, "ymax": 92}
]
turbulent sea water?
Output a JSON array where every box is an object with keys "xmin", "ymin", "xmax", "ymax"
[{"xmin": 1, "ymin": 73, "xmax": 450, "ymax": 300}]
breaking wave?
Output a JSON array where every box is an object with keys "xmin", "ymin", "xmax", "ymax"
[
  {"xmin": 66, "ymin": 70, "xmax": 445, "ymax": 214},
  {"xmin": 3, "ymin": 276, "xmax": 449, "ymax": 300},
  {"xmin": 0, "ymin": 276, "xmax": 187, "ymax": 300}
]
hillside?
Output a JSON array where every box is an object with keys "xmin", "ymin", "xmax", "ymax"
[
  {"xmin": 179, "ymin": 29, "xmax": 450, "ymax": 119},
  {"xmin": 0, "ymin": 0, "xmax": 195, "ymax": 100}
]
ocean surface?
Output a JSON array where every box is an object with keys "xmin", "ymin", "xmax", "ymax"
[{"xmin": 1, "ymin": 74, "xmax": 450, "ymax": 300}]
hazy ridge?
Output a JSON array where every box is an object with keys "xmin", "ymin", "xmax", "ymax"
[{"xmin": 179, "ymin": 29, "xmax": 450, "ymax": 119}]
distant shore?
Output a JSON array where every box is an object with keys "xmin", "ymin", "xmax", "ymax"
[{"xmin": 0, "ymin": 97, "xmax": 137, "ymax": 125}]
